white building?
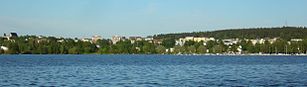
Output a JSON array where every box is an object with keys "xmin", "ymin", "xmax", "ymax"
[
  {"xmin": 57, "ymin": 39, "xmax": 65, "ymax": 43},
  {"xmin": 112, "ymin": 35, "xmax": 125, "ymax": 44},
  {"xmin": 0, "ymin": 46, "xmax": 9, "ymax": 51},
  {"xmin": 246, "ymin": 38, "xmax": 278, "ymax": 45},
  {"xmin": 291, "ymin": 39, "xmax": 303, "ymax": 42},
  {"xmin": 145, "ymin": 37, "xmax": 154, "ymax": 43},
  {"xmin": 166, "ymin": 48, "xmax": 174, "ymax": 53},
  {"xmin": 237, "ymin": 45, "xmax": 243, "ymax": 54},
  {"xmin": 153, "ymin": 39, "xmax": 162, "ymax": 45},
  {"xmin": 145, "ymin": 37, "xmax": 153, "ymax": 41},
  {"xmin": 81, "ymin": 38, "xmax": 91, "ymax": 42},
  {"xmin": 92, "ymin": 35, "xmax": 102, "ymax": 43},
  {"xmin": 268, "ymin": 38, "xmax": 278, "ymax": 44},
  {"xmin": 129, "ymin": 36, "xmax": 143, "ymax": 44},
  {"xmin": 222, "ymin": 39, "xmax": 239, "ymax": 46},
  {"xmin": 176, "ymin": 37, "xmax": 215, "ymax": 46},
  {"xmin": 250, "ymin": 39, "xmax": 265, "ymax": 45}
]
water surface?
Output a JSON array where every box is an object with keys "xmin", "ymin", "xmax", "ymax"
[{"xmin": 0, "ymin": 55, "xmax": 307, "ymax": 86}]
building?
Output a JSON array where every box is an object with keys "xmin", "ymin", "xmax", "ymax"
[
  {"xmin": 92, "ymin": 35, "xmax": 102, "ymax": 43},
  {"xmin": 145, "ymin": 37, "xmax": 153, "ymax": 41},
  {"xmin": 3, "ymin": 32, "xmax": 18, "ymax": 41},
  {"xmin": 9, "ymin": 32, "xmax": 18, "ymax": 37},
  {"xmin": 194, "ymin": 37, "xmax": 215, "ymax": 42},
  {"xmin": 176, "ymin": 37, "xmax": 215, "ymax": 46},
  {"xmin": 81, "ymin": 38, "xmax": 91, "ymax": 42},
  {"xmin": 245, "ymin": 38, "xmax": 278, "ymax": 45},
  {"xmin": 250, "ymin": 39, "xmax": 265, "ymax": 45},
  {"xmin": 0, "ymin": 46, "xmax": 9, "ymax": 51},
  {"xmin": 237, "ymin": 45, "xmax": 243, "ymax": 54},
  {"xmin": 291, "ymin": 39, "xmax": 303, "ymax": 42},
  {"xmin": 129, "ymin": 36, "xmax": 143, "ymax": 44},
  {"xmin": 153, "ymin": 39, "xmax": 162, "ymax": 45},
  {"xmin": 267, "ymin": 38, "xmax": 278, "ymax": 44},
  {"xmin": 112, "ymin": 35, "xmax": 125, "ymax": 44},
  {"xmin": 129, "ymin": 36, "xmax": 143, "ymax": 40},
  {"xmin": 145, "ymin": 37, "xmax": 154, "ymax": 43},
  {"xmin": 57, "ymin": 39, "xmax": 65, "ymax": 43},
  {"xmin": 222, "ymin": 39, "xmax": 239, "ymax": 46},
  {"xmin": 165, "ymin": 48, "xmax": 174, "ymax": 53}
]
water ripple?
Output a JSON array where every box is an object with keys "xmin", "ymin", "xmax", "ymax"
[{"xmin": 0, "ymin": 55, "xmax": 307, "ymax": 86}]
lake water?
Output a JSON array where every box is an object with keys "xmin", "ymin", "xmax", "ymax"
[{"xmin": 0, "ymin": 55, "xmax": 307, "ymax": 86}]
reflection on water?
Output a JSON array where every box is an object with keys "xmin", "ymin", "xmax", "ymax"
[{"xmin": 1, "ymin": 55, "xmax": 307, "ymax": 86}]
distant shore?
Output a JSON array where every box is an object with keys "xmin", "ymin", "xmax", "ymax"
[
  {"xmin": 174, "ymin": 53, "xmax": 307, "ymax": 56},
  {"xmin": 1, "ymin": 53, "xmax": 307, "ymax": 56}
]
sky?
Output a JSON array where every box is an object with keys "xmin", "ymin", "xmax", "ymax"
[{"xmin": 0, "ymin": 0, "xmax": 306, "ymax": 38}]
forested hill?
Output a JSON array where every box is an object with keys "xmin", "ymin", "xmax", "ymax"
[{"xmin": 153, "ymin": 27, "xmax": 307, "ymax": 40}]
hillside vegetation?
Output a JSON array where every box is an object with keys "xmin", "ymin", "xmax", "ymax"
[
  {"xmin": 154, "ymin": 27, "xmax": 307, "ymax": 40},
  {"xmin": 1, "ymin": 26, "xmax": 307, "ymax": 54}
]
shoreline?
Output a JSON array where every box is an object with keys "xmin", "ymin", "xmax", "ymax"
[
  {"xmin": 174, "ymin": 53, "xmax": 307, "ymax": 56},
  {"xmin": 0, "ymin": 53, "xmax": 306, "ymax": 56}
]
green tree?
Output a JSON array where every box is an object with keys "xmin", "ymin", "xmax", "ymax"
[
  {"xmin": 212, "ymin": 45, "xmax": 225, "ymax": 53},
  {"xmin": 7, "ymin": 42, "xmax": 20, "ymax": 54},
  {"xmin": 260, "ymin": 40, "xmax": 271, "ymax": 53},
  {"xmin": 228, "ymin": 45, "xmax": 239, "ymax": 53},
  {"xmin": 253, "ymin": 43, "xmax": 261, "ymax": 53},
  {"xmin": 37, "ymin": 45, "xmax": 48, "ymax": 54},
  {"xmin": 96, "ymin": 39, "xmax": 111, "ymax": 47},
  {"xmin": 59, "ymin": 45, "xmax": 68, "ymax": 54},
  {"xmin": 206, "ymin": 40, "xmax": 217, "ymax": 50},
  {"xmin": 184, "ymin": 40, "xmax": 195, "ymax": 46},
  {"xmin": 173, "ymin": 45, "xmax": 185, "ymax": 54},
  {"xmin": 142, "ymin": 43, "xmax": 156, "ymax": 54},
  {"xmin": 187, "ymin": 46, "xmax": 196, "ymax": 54},
  {"xmin": 156, "ymin": 45, "xmax": 166, "ymax": 54},
  {"xmin": 68, "ymin": 47, "xmax": 80, "ymax": 54},
  {"xmin": 162, "ymin": 38, "xmax": 175, "ymax": 48},
  {"xmin": 272, "ymin": 39, "xmax": 288, "ymax": 53},
  {"xmin": 97, "ymin": 46, "xmax": 110, "ymax": 54},
  {"xmin": 197, "ymin": 45, "xmax": 207, "ymax": 54},
  {"xmin": 242, "ymin": 40, "xmax": 255, "ymax": 53},
  {"xmin": 115, "ymin": 40, "xmax": 133, "ymax": 53}
]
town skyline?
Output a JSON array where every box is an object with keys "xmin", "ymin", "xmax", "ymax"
[
  {"xmin": 1, "ymin": 0, "xmax": 307, "ymax": 38},
  {"xmin": 1, "ymin": 27, "xmax": 307, "ymax": 55},
  {"xmin": 2, "ymin": 26, "xmax": 306, "ymax": 40}
]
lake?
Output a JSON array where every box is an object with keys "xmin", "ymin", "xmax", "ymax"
[{"xmin": 0, "ymin": 55, "xmax": 307, "ymax": 86}]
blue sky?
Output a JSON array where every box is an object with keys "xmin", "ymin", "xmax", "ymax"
[{"xmin": 0, "ymin": 0, "xmax": 306, "ymax": 38}]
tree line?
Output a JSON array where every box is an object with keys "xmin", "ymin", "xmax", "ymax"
[
  {"xmin": 153, "ymin": 27, "xmax": 307, "ymax": 40},
  {"xmin": 1, "ymin": 36, "xmax": 307, "ymax": 54},
  {"xmin": 1, "ymin": 27, "xmax": 307, "ymax": 54}
]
